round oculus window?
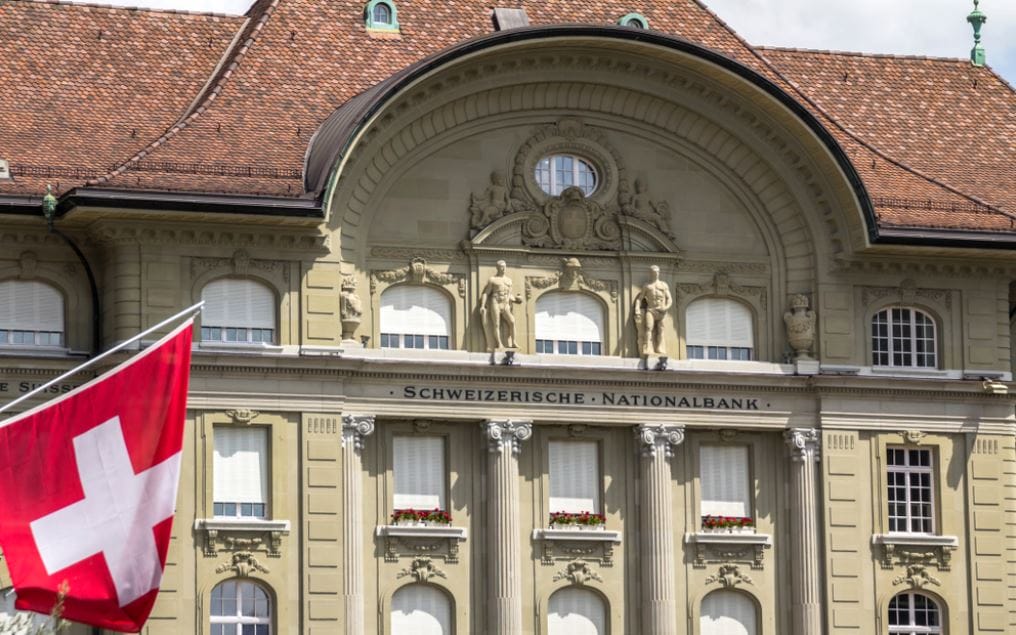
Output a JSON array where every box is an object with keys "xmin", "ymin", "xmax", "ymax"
[{"xmin": 535, "ymin": 154, "xmax": 598, "ymax": 196}]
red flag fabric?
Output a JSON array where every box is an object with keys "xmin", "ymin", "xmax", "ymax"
[{"xmin": 0, "ymin": 320, "xmax": 192, "ymax": 632}]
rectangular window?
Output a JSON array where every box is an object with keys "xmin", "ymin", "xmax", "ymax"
[
  {"xmin": 687, "ymin": 345, "xmax": 704, "ymax": 359},
  {"xmin": 548, "ymin": 440, "xmax": 600, "ymax": 513},
  {"xmin": 214, "ymin": 427, "xmax": 269, "ymax": 519},
  {"xmin": 887, "ymin": 447, "xmax": 934, "ymax": 533},
  {"xmin": 700, "ymin": 445, "xmax": 751, "ymax": 518},
  {"xmin": 393, "ymin": 436, "xmax": 446, "ymax": 511}
]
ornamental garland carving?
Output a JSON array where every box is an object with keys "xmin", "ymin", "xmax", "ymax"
[
  {"xmin": 553, "ymin": 561, "xmax": 603, "ymax": 585},
  {"xmin": 705, "ymin": 564, "xmax": 753, "ymax": 588},
  {"xmin": 225, "ymin": 408, "xmax": 260, "ymax": 425},
  {"xmin": 369, "ymin": 257, "xmax": 465, "ymax": 297},
  {"xmin": 525, "ymin": 257, "xmax": 618, "ymax": 302},
  {"xmin": 215, "ymin": 552, "xmax": 270, "ymax": 577},
  {"xmin": 676, "ymin": 271, "xmax": 767, "ymax": 311},
  {"xmin": 892, "ymin": 564, "xmax": 941, "ymax": 590},
  {"xmin": 878, "ymin": 543, "xmax": 955, "ymax": 571},
  {"xmin": 396, "ymin": 558, "xmax": 447, "ymax": 582},
  {"xmin": 190, "ymin": 249, "xmax": 290, "ymax": 285},
  {"xmin": 861, "ymin": 279, "xmax": 952, "ymax": 310},
  {"xmin": 691, "ymin": 542, "xmax": 769, "ymax": 570}
]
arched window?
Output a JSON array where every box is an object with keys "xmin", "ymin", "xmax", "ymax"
[
  {"xmin": 686, "ymin": 298, "xmax": 753, "ymax": 360},
  {"xmin": 0, "ymin": 280, "xmax": 64, "ymax": 347},
  {"xmin": 535, "ymin": 292, "xmax": 604, "ymax": 355},
  {"xmin": 547, "ymin": 587, "xmax": 606, "ymax": 635},
  {"xmin": 888, "ymin": 592, "xmax": 942, "ymax": 634},
  {"xmin": 872, "ymin": 307, "xmax": 937, "ymax": 368},
  {"xmin": 700, "ymin": 590, "xmax": 757, "ymax": 635},
  {"xmin": 391, "ymin": 584, "xmax": 451, "ymax": 634},
  {"xmin": 365, "ymin": 0, "xmax": 398, "ymax": 30},
  {"xmin": 535, "ymin": 154, "xmax": 598, "ymax": 196},
  {"xmin": 201, "ymin": 278, "xmax": 276, "ymax": 344},
  {"xmin": 380, "ymin": 286, "xmax": 452, "ymax": 350},
  {"xmin": 210, "ymin": 580, "xmax": 271, "ymax": 635}
]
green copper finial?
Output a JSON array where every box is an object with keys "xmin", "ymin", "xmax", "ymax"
[
  {"xmin": 967, "ymin": 0, "xmax": 987, "ymax": 66},
  {"xmin": 42, "ymin": 184, "xmax": 58, "ymax": 225}
]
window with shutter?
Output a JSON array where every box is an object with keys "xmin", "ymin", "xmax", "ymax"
[
  {"xmin": 700, "ymin": 590, "xmax": 757, "ymax": 635},
  {"xmin": 0, "ymin": 280, "xmax": 64, "ymax": 347},
  {"xmin": 213, "ymin": 427, "xmax": 269, "ymax": 519},
  {"xmin": 548, "ymin": 441, "xmax": 600, "ymax": 514},
  {"xmin": 393, "ymin": 436, "xmax": 446, "ymax": 511},
  {"xmin": 700, "ymin": 445, "xmax": 751, "ymax": 524},
  {"xmin": 391, "ymin": 584, "xmax": 452, "ymax": 635},
  {"xmin": 685, "ymin": 298, "xmax": 753, "ymax": 360},
  {"xmin": 201, "ymin": 278, "xmax": 276, "ymax": 344},
  {"xmin": 535, "ymin": 292, "xmax": 604, "ymax": 356},
  {"xmin": 547, "ymin": 587, "xmax": 606, "ymax": 635},
  {"xmin": 380, "ymin": 286, "xmax": 452, "ymax": 350}
]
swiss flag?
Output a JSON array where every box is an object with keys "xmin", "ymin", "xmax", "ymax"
[{"xmin": 0, "ymin": 320, "xmax": 192, "ymax": 632}]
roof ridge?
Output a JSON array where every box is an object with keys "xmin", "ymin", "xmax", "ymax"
[
  {"xmin": 752, "ymin": 48, "xmax": 1016, "ymax": 222},
  {"xmin": 754, "ymin": 46, "xmax": 969, "ymax": 64},
  {"xmin": 7, "ymin": 0, "xmax": 240, "ymax": 18},
  {"xmin": 89, "ymin": 0, "xmax": 281, "ymax": 187}
]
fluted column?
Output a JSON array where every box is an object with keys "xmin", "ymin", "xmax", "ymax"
[
  {"xmin": 341, "ymin": 414, "xmax": 375, "ymax": 635},
  {"xmin": 784, "ymin": 428, "xmax": 823, "ymax": 634},
  {"xmin": 483, "ymin": 419, "xmax": 532, "ymax": 634},
  {"xmin": 636, "ymin": 424, "xmax": 685, "ymax": 635}
]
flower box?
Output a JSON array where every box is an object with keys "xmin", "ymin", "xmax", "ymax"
[
  {"xmin": 549, "ymin": 511, "xmax": 606, "ymax": 529},
  {"xmin": 701, "ymin": 515, "xmax": 754, "ymax": 533},
  {"xmin": 391, "ymin": 508, "xmax": 452, "ymax": 526}
]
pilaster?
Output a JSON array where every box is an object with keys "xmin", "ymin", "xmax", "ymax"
[
  {"xmin": 784, "ymin": 428, "xmax": 823, "ymax": 635},
  {"xmin": 483, "ymin": 419, "xmax": 532, "ymax": 634},
  {"xmin": 341, "ymin": 413, "xmax": 375, "ymax": 635},
  {"xmin": 636, "ymin": 424, "xmax": 684, "ymax": 635}
]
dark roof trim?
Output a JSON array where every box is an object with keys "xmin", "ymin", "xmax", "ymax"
[
  {"xmin": 0, "ymin": 195, "xmax": 46, "ymax": 216},
  {"xmin": 304, "ymin": 25, "xmax": 878, "ymax": 241},
  {"xmin": 58, "ymin": 188, "xmax": 323, "ymax": 218},
  {"xmin": 875, "ymin": 227, "xmax": 1016, "ymax": 249}
]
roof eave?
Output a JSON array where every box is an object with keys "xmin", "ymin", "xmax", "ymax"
[
  {"xmin": 58, "ymin": 187, "xmax": 323, "ymax": 218},
  {"xmin": 874, "ymin": 226, "xmax": 1016, "ymax": 250}
]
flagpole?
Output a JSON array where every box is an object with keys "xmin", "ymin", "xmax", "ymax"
[{"xmin": 0, "ymin": 301, "xmax": 204, "ymax": 416}]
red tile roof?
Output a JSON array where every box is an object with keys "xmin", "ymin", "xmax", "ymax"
[{"xmin": 1, "ymin": 0, "xmax": 1013, "ymax": 238}]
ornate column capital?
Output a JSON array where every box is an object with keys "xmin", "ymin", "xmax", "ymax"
[
  {"xmin": 341, "ymin": 414, "xmax": 376, "ymax": 451},
  {"xmin": 636, "ymin": 424, "xmax": 685, "ymax": 459},
  {"xmin": 784, "ymin": 428, "xmax": 820, "ymax": 462},
  {"xmin": 483, "ymin": 419, "xmax": 533, "ymax": 455}
]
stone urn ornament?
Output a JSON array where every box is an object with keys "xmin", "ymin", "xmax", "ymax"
[
  {"xmin": 783, "ymin": 294, "xmax": 816, "ymax": 360},
  {"xmin": 340, "ymin": 276, "xmax": 363, "ymax": 341}
]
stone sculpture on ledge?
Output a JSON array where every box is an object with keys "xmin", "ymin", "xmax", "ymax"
[
  {"xmin": 634, "ymin": 265, "xmax": 673, "ymax": 365},
  {"xmin": 480, "ymin": 260, "xmax": 523, "ymax": 352}
]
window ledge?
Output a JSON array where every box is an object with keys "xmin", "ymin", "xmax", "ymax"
[
  {"xmin": 0, "ymin": 345, "xmax": 77, "ymax": 358},
  {"xmin": 195, "ymin": 518, "xmax": 291, "ymax": 533},
  {"xmin": 871, "ymin": 533, "xmax": 958, "ymax": 548},
  {"xmin": 376, "ymin": 525, "xmax": 468, "ymax": 540},
  {"xmin": 194, "ymin": 518, "xmax": 290, "ymax": 557},
  {"xmin": 685, "ymin": 532, "xmax": 772, "ymax": 547},
  {"xmin": 532, "ymin": 528, "xmax": 622, "ymax": 543},
  {"xmin": 195, "ymin": 342, "xmax": 284, "ymax": 355},
  {"xmin": 866, "ymin": 367, "xmax": 953, "ymax": 379}
]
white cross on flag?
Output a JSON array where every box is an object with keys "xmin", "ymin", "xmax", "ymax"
[{"xmin": 0, "ymin": 320, "xmax": 192, "ymax": 632}]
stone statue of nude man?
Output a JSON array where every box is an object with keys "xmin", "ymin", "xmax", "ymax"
[
  {"xmin": 633, "ymin": 265, "xmax": 673, "ymax": 357},
  {"xmin": 480, "ymin": 260, "xmax": 522, "ymax": 351}
]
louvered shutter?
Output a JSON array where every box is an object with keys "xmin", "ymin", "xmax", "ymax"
[
  {"xmin": 0, "ymin": 280, "xmax": 63, "ymax": 333},
  {"xmin": 213, "ymin": 427, "xmax": 268, "ymax": 505},
  {"xmin": 549, "ymin": 441, "xmax": 600, "ymax": 513},
  {"xmin": 202, "ymin": 279, "xmax": 275, "ymax": 329},
  {"xmin": 547, "ymin": 588, "xmax": 606, "ymax": 635},
  {"xmin": 393, "ymin": 436, "xmax": 446, "ymax": 510},
  {"xmin": 535, "ymin": 292, "xmax": 603, "ymax": 343},
  {"xmin": 380, "ymin": 286, "xmax": 451, "ymax": 337},
  {"xmin": 700, "ymin": 445, "xmax": 750, "ymax": 517},
  {"xmin": 686, "ymin": 298, "xmax": 753, "ymax": 348},
  {"xmin": 701, "ymin": 590, "xmax": 756, "ymax": 635},
  {"xmin": 391, "ymin": 584, "xmax": 451, "ymax": 635}
]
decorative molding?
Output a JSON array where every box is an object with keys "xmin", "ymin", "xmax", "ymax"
[
  {"xmin": 17, "ymin": 251, "xmax": 37, "ymax": 279},
  {"xmin": 636, "ymin": 424, "xmax": 685, "ymax": 459},
  {"xmin": 833, "ymin": 257, "xmax": 1016, "ymax": 278},
  {"xmin": 677, "ymin": 272, "xmax": 767, "ymax": 311},
  {"xmin": 190, "ymin": 249, "xmax": 291, "ymax": 286},
  {"xmin": 891, "ymin": 564, "xmax": 941, "ymax": 589},
  {"xmin": 305, "ymin": 415, "xmax": 339, "ymax": 435},
  {"xmin": 369, "ymin": 257, "xmax": 465, "ymax": 297},
  {"xmin": 524, "ymin": 257, "xmax": 618, "ymax": 302},
  {"xmin": 898, "ymin": 430, "xmax": 925, "ymax": 445},
  {"xmin": 680, "ymin": 261, "xmax": 769, "ymax": 275},
  {"xmin": 86, "ymin": 225, "xmax": 326, "ymax": 249},
  {"xmin": 412, "ymin": 420, "xmax": 434, "ymax": 433},
  {"xmin": 484, "ymin": 419, "xmax": 533, "ymax": 455},
  {"xmin": 215, "ymin": 551, "xmax": 269, "ymax": 577},
  {"xmin": 861, "ymin": 281, "xmax": 952, "ymax": 310},
  {"xmin": 973, "ymin": 437, "xmax": 999, "ymax": 455},
  {"xmin": 553, "ymin": 561, "xmax": 603, "ymax": 585},
  {"xmin": 370, "ymin": 245, "xmax": 465, "ymax": 261},
  {"xmin": 396, "ymin": 558, "xmax": 447, "ymax": 582},
  {"xmin": 825, "ymin": 432, "xmax": 856, "ymax": 451},
  {"xmin": 532, "ymin": 528, "xmax": 622, "ymax": 566},
  {"xmin": 873, "ymin": 534, "xmax": 958, "ymax": 571},
  {"xmin": 717, "ymin": 429, "xmax": 738, "ymax": 443},
  {"xmin": 685, "ymin": 533, "xmax": 772, "ymax": 570},
  {"xmin": 705, "ymin": 564, "xmax": 754, "ymax": 588},
  {"xmin": 225, "ymin": 408, "xmax": 260, "ymax": 425},
  {"xmin": 376, "ymin": 525, "xmax": 468, "ymax": 563},
  {"xmin": 341, "ymin": 414, "xmax": 376, "ymax": 451},
  {"xmin": 195, "ymin": 519, "xmax": 290, "ymax": 559},
  {"xmin": 784, "ymin": 428, "xmax": 820, "ymax": 462}
]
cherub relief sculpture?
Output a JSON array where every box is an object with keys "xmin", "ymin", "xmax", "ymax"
[
  {"xmin": 469, "ymin": 170, "xmax": 512, "ymax": 229},
  {"xmin": 633, "ymin": 265, "xmax": 673, "ymax": 359},
  {"xmin": 479, "ymin": 260, "xmax": 523, "ymax": 352},
  {"xmin": 624, "ymin": 177, "xmax": 674, "ymax": 238}
]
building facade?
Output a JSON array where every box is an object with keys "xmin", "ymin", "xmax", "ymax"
[{"xmin": 1, "ymin": 1, "xmax": 1015, "ymax": 634}]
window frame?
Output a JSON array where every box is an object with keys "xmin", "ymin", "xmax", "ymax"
[
  {"xmin": 547, "ymin": 438, "xmax": 603, "ymax": 516},
  {"xmin": 378, "ymin": 284, "xmax": 454, "ymax": 352},
  {"xmin": 533, "ymin": 290, "xmax": 606, "ymax": 357},
  {"xmin": 871, "ymin": 306, "xmax": 938, "ymax": 369},
  {"xmin": 698, "ymin": 444, "xmax": 754, "ymax": 526},
  {"xmin": 392, "ymin": 434, "xmax": 448, "ymax": 513},
  {"xmin": 389, "ymin": 582, "xmax": 454, "ymax": 634},
  {"xmin": 886, "ymin": 447, "xmax": 936, "ymax": 534},
  {"xmin": 887, "ymin": 591, "xmax": 943, "ymax": 634},
  {"xmin": 365, "ymin": 0, "xmax": 399, "ymax": 31},
  {"xmin": 199, "ymin": 277, "xmax": 278, "ymax": 347},
  {"xmin": 534, "ymin": 153, "xmax": 599, "ymax": 196},
  {"xmin": 212, "ymin": 424, "xmax": 272, "ymax": 521},
  {"xmin": 0, "ymin": 279, "xmax": 66, "ymax": 350},
  {"xmin": 547, "ymin": 586, "xmax": 608, "ymax": 635},
  {"xmin": 684, "ymin": 296, "xmax": 755, "ymax": 362},
  {"xmin": 699, "ymin": 589, "xmax": 760, "ymax": 635},
  {"xmin": 209, "ymin": 579, "xmax": 272, "ymax": 635}
]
